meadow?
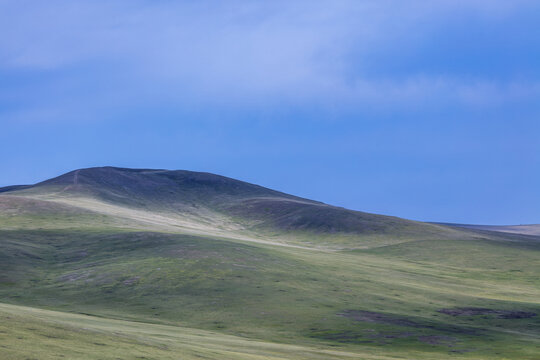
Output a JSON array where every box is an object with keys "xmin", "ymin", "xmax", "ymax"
[{"xmin": 1, "ymin": 167, "xmax": 539, "ymax": 359}]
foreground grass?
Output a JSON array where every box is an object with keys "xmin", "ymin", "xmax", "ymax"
[
  {"xmin": 0, "ymin": 303, "xmax": 367, "ymax": 360},
  {"xmin": 3, "ymin": 302, "xmax": 536, "ymax": 360},
  {"xmin": 1, "ymin": 229, "xmax": 539, "ymax": 359}
]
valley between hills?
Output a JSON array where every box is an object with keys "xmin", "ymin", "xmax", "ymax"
[{"xmin": 1, "ymin": 167, "xmax": 539, "ymax": 359}]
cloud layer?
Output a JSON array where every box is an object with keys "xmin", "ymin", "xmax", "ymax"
[{"xmin": 2, "ymin": 0, "xmax": 540, "ymax": 122}]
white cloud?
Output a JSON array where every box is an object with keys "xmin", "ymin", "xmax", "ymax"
[{"xmin": 1, "ymin": 0, "xmax": 539, "ymax": 123}]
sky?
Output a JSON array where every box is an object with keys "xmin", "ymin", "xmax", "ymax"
[{"xmin": 1, "ymin": 0, "xmax": 539, "ymax": 225}]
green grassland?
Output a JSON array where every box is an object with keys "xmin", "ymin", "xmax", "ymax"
[
  {"xmin": 0, "ymin": 303, "xmax": 369, "ymax": 360},
  {"xmin": 0, "ymin": 167, "xmax": 539, "ymax": 359}
]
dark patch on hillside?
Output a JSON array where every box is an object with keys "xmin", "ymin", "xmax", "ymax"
[
  {"xmin": 438, "ymin": 308, "xmax": 536, "ymax": 319},
  {"xmin": 228, "ymin": 198, "xmax": 397, "ymax": 233},
  {"xmin": 338, "ymin": 310, "xmax": 424, "ymax": 327},
  {"xmin": 338, "ymin": 310, "xmax": 479, "ymax": 335},
  {"xmin": 227, "ymin": 197, "xmax": 463, "ymax": 239}
]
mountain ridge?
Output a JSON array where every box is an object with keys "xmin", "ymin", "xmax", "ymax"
[
  {"xmin": 0, "ymin": 166, "xmax": 468, "ymax": 249},
  {"xmin": 1, "ymin": 166, "xmax": 529, "ymax": 250}
]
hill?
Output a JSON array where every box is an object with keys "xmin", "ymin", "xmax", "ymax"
[
  {"xmin": 1, "ymin": 166, "xmax": 475, "ymax": 249},
  {"xmin": 0, "ymin": 167, "xmax": 539, "ymax": 359}
]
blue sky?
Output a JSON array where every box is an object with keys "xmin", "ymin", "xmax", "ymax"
[{"xmin": 1, "ymin": 0, "xmax": 539, "ymax": 224}]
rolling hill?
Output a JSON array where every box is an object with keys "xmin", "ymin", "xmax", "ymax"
[
  {"xmin": 0, "ymin": 167, "xmax": 539, "ymax": 359},
  {"xmin": 0, "ymin": 166, "xmax": 474, "ymax": 249}
]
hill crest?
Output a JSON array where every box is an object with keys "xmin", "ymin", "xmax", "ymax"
[{"xmin": 0, "ymin": 166, "xmax": 485, "ymax": 249}]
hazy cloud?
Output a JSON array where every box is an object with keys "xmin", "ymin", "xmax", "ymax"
[{"xmin": 1, "ymin": 0, "xmax": 539, "ymax": 123}]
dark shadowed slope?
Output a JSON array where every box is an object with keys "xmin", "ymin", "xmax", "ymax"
[{"xmin": 27, "ymin": 166, "xmax": 310, "ymax": 207}]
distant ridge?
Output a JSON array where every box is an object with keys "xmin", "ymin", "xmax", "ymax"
[
  {"xmin": 437, "ymin": 222, "xmax": 540, "ymax": 236},
  {"xmin": 0, "ymin": 185, "xmax": 31, "ymax": 193}
]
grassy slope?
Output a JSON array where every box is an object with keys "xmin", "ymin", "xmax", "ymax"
[
  {"xmin": 4, "ymin": 166, "xmax": 474, "ymax": 249},
  {"xmin": 0, "ymin": 303, "xmax": 368, "ymax": 360},
  {"xmin": 1, "ymin": 228, "xmax": 539, "ymax": 358},
  {"xmin": 5, "ymin": 302, "xmax": 536, "ymax": 360},
  {"xmin": 0, "ymin": 167, "xmax": 539, "ymax": 359}
]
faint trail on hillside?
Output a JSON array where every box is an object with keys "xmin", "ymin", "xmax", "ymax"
[{"xmin": 61, "ymin": 170, "xmax": 80, "ymax": 192}]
